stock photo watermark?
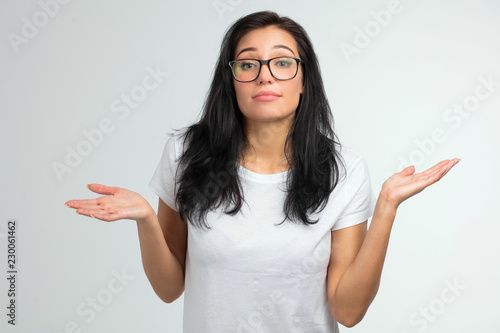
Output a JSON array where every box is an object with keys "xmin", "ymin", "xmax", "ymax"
[
  {"xmin": 6, "ymin": 219, "xmax": 18, "ymax": 325},
  {"xmin": 339, "ymin": 0, "xmax": 404, "ymax": 64},
  {"xmin": 58, "ymin": 268, "xmax": 135, "ymax": 333},
  {"xmin": 236, "ymin": 289, "xmax": 287, "ymax": 332},
  {"xmin": 384, "ymin": 73, "xmax": 498, "ymax": 179},
  {"xmin": 213, "ymin": 0, "xmax": 244, "ymax": 21},
  {"xmin": 51, "ymin": 65, "xmax": 169, "ymax": 182},
  {"xmin": 235, "ymin": 238, "xmax": 331, "ymax": 332},
  {"xmin": 7, "ymin": 0, "xmax": 72, "ymax": 54},
  {"xmin": 401, "ymin": 277, "xmax": 467, "ymax": 333}
]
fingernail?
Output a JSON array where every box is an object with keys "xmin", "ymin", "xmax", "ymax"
[
  {"xmin": 86, "ymin": 184, "xmax": 91, "ymax": 189},
  {"xmin": 64, "ymin": 202, "xmax": 69, "ymax": 207}
]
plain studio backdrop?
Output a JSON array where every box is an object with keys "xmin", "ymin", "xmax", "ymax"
[{"xmin": 1, "ymin": 1, "xmax": 499, "ymax": 332}]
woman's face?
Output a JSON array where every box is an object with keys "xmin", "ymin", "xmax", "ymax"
[{"xmin": 232, "ymin": 26, "xmax": 304, "ymax": 124}]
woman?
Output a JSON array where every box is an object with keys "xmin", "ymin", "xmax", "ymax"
[{"xmin": 65, "ymin": 11, "xmax": 460, "ymax": 332}]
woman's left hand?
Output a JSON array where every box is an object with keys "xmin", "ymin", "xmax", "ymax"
[{"xmin": 380, "ymin": 158, "xmax": 460, "ymax": 210}]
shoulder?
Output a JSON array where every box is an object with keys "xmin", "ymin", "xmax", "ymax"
[
  {"xmin": 164, "ymin": 127, "xmax": 190, "ymax": 158},
  {"xmin": 336, "ymin": 144, "xmax": 369, "ymax": 177},
  {"xmin": 338, "ymin": 144, "xmax": 365, "ymax": 163}
]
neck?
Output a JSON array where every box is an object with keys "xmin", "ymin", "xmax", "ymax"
[{"xmin": 239, "ymin": 116, "xmax": 294, "ymax": 174}]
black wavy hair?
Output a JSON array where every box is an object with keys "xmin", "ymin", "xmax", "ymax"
[{"xmin": 171, "ymin": 10, "xmax": 346, "ymax": 230}]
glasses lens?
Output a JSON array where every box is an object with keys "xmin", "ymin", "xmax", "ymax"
[
  {"xmin": 232, "ymin": 59, "xmax": 260, "ymax": 82},
  {"xmin": 270, "ymin": 57, "xmax": 298, "ymax": 80}
]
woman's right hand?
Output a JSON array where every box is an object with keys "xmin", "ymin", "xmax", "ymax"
[{"xmin": 65, "ymin": 184, "xmax": 156, "ymax": 224}]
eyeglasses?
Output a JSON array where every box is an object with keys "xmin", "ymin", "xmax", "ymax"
[{"xmin": 228, "ymin": 56, "xmax": 303, "ymax": 82}]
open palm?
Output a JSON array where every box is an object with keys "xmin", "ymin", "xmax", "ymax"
[
  {"xmin": 65, "ymin": 184, "xmax": 155, "ymax": 223},
  {"xmin": 381, "ymin": 158, "xmax": 460, "ymax": 209}
]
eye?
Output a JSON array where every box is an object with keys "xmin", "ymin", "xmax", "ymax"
[
  {"xmin": 275, "ymin": 59, "xmax": 292, "ymax": 67},
  {"xmin": 236, "ymin": 61, "xmax": 257, "ymax": 71}
]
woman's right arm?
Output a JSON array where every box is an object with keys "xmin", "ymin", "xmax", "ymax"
[
  {"xmin": 137, "ymin": 198, "xmax": 187, "ymax": 303},
  {"xmin": 65, "ymin": 184, "xmax": 187, "ymax": 304}
]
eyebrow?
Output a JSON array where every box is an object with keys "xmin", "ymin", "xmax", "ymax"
[{"xmin": 235, "ymin": 44, "xmax": 296, "ymax": 58}]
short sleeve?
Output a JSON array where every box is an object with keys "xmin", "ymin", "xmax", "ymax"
[
  {"xmin": 331, "ymin": 154, "xmax": 377, "ymax": 231},
  {"xmin": 149, "ymin": 134, "xmax": 182, "ymax": 212}
]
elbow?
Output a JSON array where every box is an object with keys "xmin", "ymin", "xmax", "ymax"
[
  {"xmin": 337, "ymin": 315, "xmax": 363, "ymax": 328},
  {"xmin": 157, "ymin": 285, "xmax": 185, "ymax": 304},
  {"xmin": 160, "ymin": 290, "xmax": 183, "ymax": 304},
  {"xmin": 162, "ymin": 297, "xmax": 176, "ymax": 304},
  {"xmin": 160, "ymin": 294, "xmax": 176, "ymax": 304},
  {"xmin": 331, "ymin": 304, "xmax": 367, "ymax": 328}
]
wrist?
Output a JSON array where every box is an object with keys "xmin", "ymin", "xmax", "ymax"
[
  {"xmin": 377, "ymin": 190, "xmax": 400, "ymax": 212},
  {"xmin": 136, "ymin": 209, "xmax": 158, "ymax": 226},
  {"xmin": 367, "ymin": 196, "xmax": 398, "ymax": 232},
  {"xmin": 374, "ymin": 195, "xmax": 398, "ymax": 218}
]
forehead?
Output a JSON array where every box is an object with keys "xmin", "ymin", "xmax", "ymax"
[{"xmin": 234, "ymin": 26, "xmax": 299, "ymax": 57}]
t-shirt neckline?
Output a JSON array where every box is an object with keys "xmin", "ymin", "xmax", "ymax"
[{"xmin": 237, "ymin": 162, "xmax": 291, "ymax": 184}]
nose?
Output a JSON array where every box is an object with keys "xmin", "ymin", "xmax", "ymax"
[{"xmin": 257, "ymin": 61, "xmax": 274, "ymax": 83}]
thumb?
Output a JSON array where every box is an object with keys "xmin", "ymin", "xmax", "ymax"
[
  {"xmin": 87, "ymin": 184, "xmax": 118, "ymax": 195},
  {"xmin": 400, "ymin": 165, "xmax": 415, "ymax": 177}
]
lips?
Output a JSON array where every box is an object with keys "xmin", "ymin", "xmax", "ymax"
[{"xmin": 252, "ymin": 91, "xmax": 281, "ymax": 101}]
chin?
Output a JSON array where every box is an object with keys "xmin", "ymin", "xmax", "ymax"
[{"xmin": 242, "ymin": 110, "xmax": 295, "ymax": 123}]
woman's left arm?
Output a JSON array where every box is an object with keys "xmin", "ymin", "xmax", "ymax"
[{"xmin": 327, "ymin": 158, "xmax": 460, "ymax": 327}]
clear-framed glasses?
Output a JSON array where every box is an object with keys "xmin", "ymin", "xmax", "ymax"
[{"xmin": 228, "ymin": 56, "xmax": 303, "ymax": 82}]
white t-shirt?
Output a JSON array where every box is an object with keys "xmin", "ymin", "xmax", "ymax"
[{"xmin": 149, "ymin": 132, "xmax": 377, "ymax": 333}]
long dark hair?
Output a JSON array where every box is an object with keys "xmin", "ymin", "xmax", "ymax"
[{"xmin": 172, "ymin": 10, "xmax": 346, "ymax": 230}]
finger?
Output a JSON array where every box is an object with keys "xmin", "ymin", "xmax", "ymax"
[
  {"xmin": 87, "ymin": 184, "xmax": 119, "ymax": 196},
  {"xmin": 410, "ymin": 160, "xmax": 453, "ymax": 188},
  {"xmin": 74, "ymin": 208, "xmax": 95, "ymax": 218},
  {"xmin": 81, "ymin": 210, "xmax": 121, "ymax": 222},
  {"xmin": 420, "ymin": 158, "xmax": 460, "ymax": 181},
  {"xmin": 399, "ymin": 165, "xmax": 415, "ymax": 176},
  {"xmin": 438, "ymin": 158, "xmax": 460, "ymax": 178},
  {"xmin": 428, "ymin": 161, "xmax": 453, "ymax": 179},
  {"xmin": 427, "ymin": 159, "xmax": 459, "ymax": 183},
  {"xmin": 75, "ymin": 207, "xmax": 108, "ymax": 219},
  {"xmin": 420, "ymin": 160, "xmax": 452, "ymax": 176},
  {"xmin": 65, "ymin": 199, "xmax": 100, "ymax": 209},
  {"xmin": 429, "ymin": 158, "xmax": 460, "ymax": 174}
]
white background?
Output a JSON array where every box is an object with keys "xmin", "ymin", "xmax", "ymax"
[{"xmin": 1, "ymin": 0, "xmax": 499, "ymax": 332}]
